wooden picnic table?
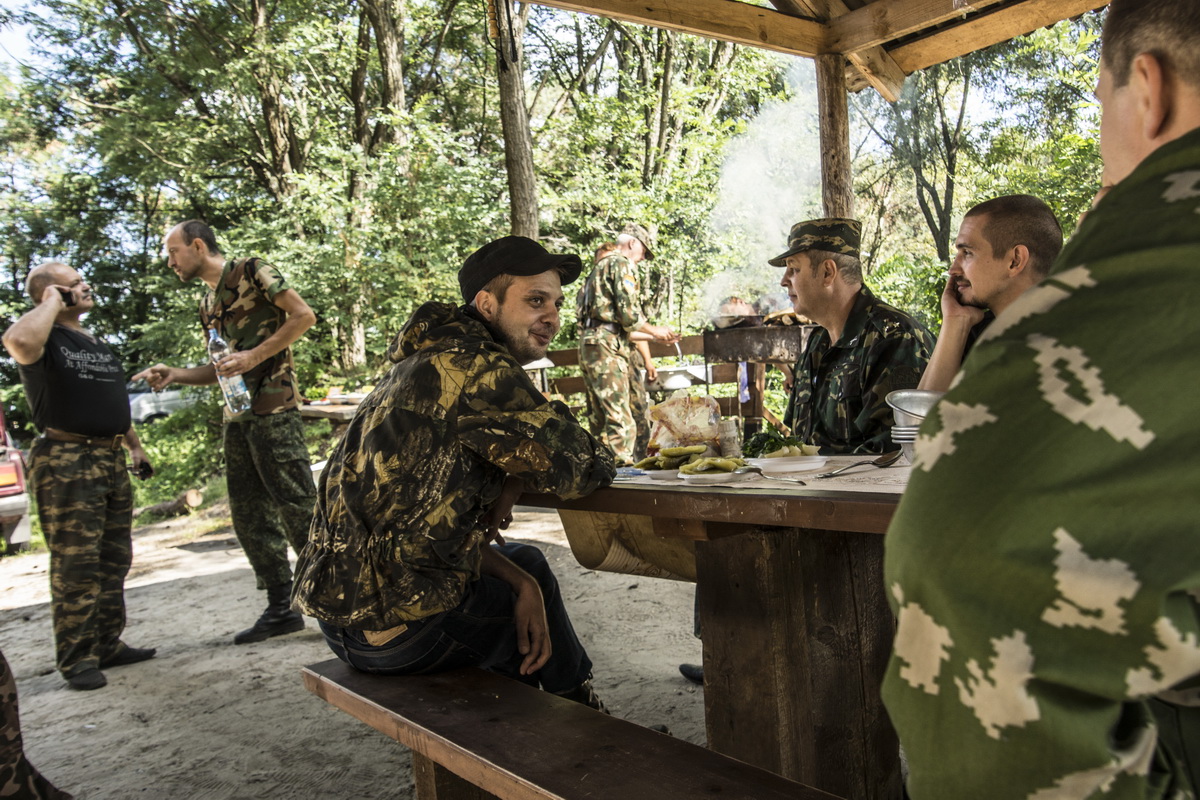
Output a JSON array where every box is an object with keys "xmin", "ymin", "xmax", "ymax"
[
  {"xmin": 519, "ymin": 457, "xmax": 910, "ymax": 800},
  {"xmin": 299, "ymin": 402, "xmax": 360, "ymax": 423}
]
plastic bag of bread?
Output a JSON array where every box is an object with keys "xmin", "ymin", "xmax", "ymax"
[{"xmin": 646, "ymin": 393, "xmax": 721, "ymax": 455}]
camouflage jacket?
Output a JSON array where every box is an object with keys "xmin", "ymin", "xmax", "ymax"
[
  {"xmin": 576, "ymin": 252, "xmax": 647, "ymax": 338},
  {"xmin": 292, "ymin": 302, "xmax": 616, "ymax": 629},
  {"xmin": 198, "ymin": 257, "xmax": 301, "ymax": 420},
  {"xmin": 784, "ymin": 286, "xmax": 933, "ymax": 454},
  {"xmin": 883, "ymin": 128, "xmax": 1200, "ymax": 798}
]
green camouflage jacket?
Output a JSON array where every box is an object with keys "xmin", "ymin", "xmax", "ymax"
[
  {"xmin": 198, "ymin": 257, "xmax": 301, "ymax": 421},
  {"xmin": 576, "ymin": 252, "xmax": 647, "ymax": 338},
  {"xmin": 292, "ymin": 302, "xmax": 616, "ymax": 629},
  {"xmin": 883, "ymin": 128, "xmax": 1200, "ymax": 798},
  {"xmin": 784, "ymin": 286, "xmax": 933, "ymax": 454}
]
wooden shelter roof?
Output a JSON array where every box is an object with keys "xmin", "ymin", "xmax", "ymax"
[{"xmin": 528, "ymin": 0, "xmax": 1109, "ymax": 101}]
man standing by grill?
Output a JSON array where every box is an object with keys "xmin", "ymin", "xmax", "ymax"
[
  {"xmin": 770, "ymin": 217, "xmax": 933, "ymax": 454},
  {"xmin": 576, "ymin": 224, "xmax": 678, "ymax": 465},
  {"xmin": 135, "ymin": 220, "xmax": 317, "ymax": 646},
  {"xmin": 3, "ymin": 262, "xmax": 156, "ymax": 691}
]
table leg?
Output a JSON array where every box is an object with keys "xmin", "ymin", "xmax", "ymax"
[
  {"xmin": 695, "ymin": 526, "xmax": 901, "ymax": 799},
  {"xmin": 412, "ymin": 752, "xmax": 499, "ymax": 800}
]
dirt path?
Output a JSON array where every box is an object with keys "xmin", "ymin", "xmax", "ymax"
[{"xmin": 0, "ymin": 505, "xmax": 704, "ymax": 799}]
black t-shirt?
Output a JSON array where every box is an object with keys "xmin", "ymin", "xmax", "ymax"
[
  {"xmin": 962, "ymin": 311, "xmax": 996, "ymax": 361},
  {"xmin": 18, "ymin": 325, "xmax": 131, "ymax": 437}
]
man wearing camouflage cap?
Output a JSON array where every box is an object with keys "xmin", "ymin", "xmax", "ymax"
[
  {"xmin": 576, "ymin": 223, "xmax": 679, "ymax": 464},
  {"xmin": 294, "ymin": 236, "xmax": 616, "ymax": 711},
  {"xmin": 770, "ymin": 217, "xmax": 933, "ymax": 454}
]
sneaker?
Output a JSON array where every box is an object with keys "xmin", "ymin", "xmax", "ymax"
[
  {"xmin": 67, "ymin": 668, "xmax": 107, "ymax": 691},
  {"xmin": 678, "ymin": 663, "xmax": 704, "ymax": 685},
  {"xmin": 555, "ymin": 679, "xmax": 609, "ymax": 714},
  {"xmin": 99, "ymin": 644, "xmax": 157, "ymax": 669}
]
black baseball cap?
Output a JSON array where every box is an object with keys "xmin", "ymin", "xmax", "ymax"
[{"xmin": 458, "ymin": 236, "xmax": 584, "ymax": 303}]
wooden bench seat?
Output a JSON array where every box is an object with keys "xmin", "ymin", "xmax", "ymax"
[{"xmin": 302, "ymin": 658, "xmax": 841, "ymax": 800}]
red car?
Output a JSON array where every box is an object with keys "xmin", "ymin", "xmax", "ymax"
[{"xmin": 0, "ymin": 404, "xmax": 31, "ymax": 553}]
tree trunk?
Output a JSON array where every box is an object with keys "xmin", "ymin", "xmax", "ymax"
[
  {"xmin": 496, "ymin": 3, "xmax": 539, "ymax": 238},
  {"xmin": 362, "ymin": 0, "xmax": 408, "ymax": 149},
  {"xmin": 250, "ymin": 0, "xmax": 301, "ymax": 199}
]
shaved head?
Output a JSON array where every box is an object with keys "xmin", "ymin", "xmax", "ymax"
[{"xmin": 26, "ymin": 262, "xmax": 73, "ymax": 303}]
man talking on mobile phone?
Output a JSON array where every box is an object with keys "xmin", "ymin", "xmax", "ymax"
[
  {"xmin": 2, "ymin": 262, "xmax": 157, "ymax": 692},
  {"xmin": 917, "ymin": 195, "xmax": 1064, "ymax": 393}
]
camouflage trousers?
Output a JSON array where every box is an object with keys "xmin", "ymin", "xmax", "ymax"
[
  {"xmin": 224, "ymin": 411, "xmax": 315, "ymax": 590},
  {"xmin": 28, "ymin": 439, "xmax": 132, "ymax": 680},
  {"xmin": 579, "ymin": 330, "xmax": 649, "ymax": 465},
  {"xmin": 0, "ymin": 648, "xmax": 73, "ymax": 799}
]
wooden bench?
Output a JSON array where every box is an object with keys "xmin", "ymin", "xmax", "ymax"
[{"xmin": 302, "ymin": 658, "xmax": 842, "ymax": 800}]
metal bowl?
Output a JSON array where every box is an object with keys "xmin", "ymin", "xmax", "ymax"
[
  {"xmin": 900, "ymin": 441, "xmax": 917, "ymax": 463},
  {"xmin": 886, "ymin": 390, "xmax": 946, "ymax": 426}
]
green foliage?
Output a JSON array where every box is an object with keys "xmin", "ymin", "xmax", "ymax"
[
  {"xmin": 131, "ymin": 395, "xmax": 225, "ymax": 508},
  {"xmin": 1, "ymin": 2, "xmax": 1108, "ymax": 492},
  {"xmin": 853, "ymin": 11, "xmax": 1104, "ymax": 278},
  {"xmin": 871, "ymin": 253, "xmax": 946, "ymax": 334}
]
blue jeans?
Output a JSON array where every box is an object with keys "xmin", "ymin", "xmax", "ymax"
[{"xmin": 318, "ymin": 543, "xmax": 593, "ymax": 694}]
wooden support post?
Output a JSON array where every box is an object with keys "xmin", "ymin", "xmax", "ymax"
[
  {"xmin": 412, "ymin": 752, "xmax": 499, "ymax": 800},
  {"xmin": 815, "ymin": 53, "xmax": 854, "ymax": 219}
]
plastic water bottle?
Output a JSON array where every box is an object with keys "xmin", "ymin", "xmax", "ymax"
[{"xmin": 207, "ymin": 328, "xmax": 252, "ymax": 414}]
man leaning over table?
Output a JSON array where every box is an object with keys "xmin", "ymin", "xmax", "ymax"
[
  {"xmin": 883, "ymin": 0, "xmax": 1200, "ymax": 796},
  {"xmin": 917, "ymin": 194, "xmax": 1064, "ymax": 392},
  {"xmin": 292, "ymin": 236, "xmax": 617, "ymax": 711},
  {"xmin": 770, "ymin": 217, "xmax": 934, "ymax": 454}
]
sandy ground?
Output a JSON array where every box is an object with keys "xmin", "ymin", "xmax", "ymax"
[{"xmin": 0, "ymin": 504, "xmax": 705, "ymax": 799}]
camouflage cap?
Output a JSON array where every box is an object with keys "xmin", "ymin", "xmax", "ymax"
[
  {"xmin": 458, "ymin": 236, "xmax": 583, "ymax": 302},
  {"xmin": 621, "ymin": 223, "xmax": 657, "ymax": 261},
  {"xmin": 768, "ymin": 218, "xmax": 862, "ymax": 266}
]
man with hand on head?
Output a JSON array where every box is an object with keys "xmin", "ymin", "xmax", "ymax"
[
  {"xmin": 2, "ymin": 262, "xmax": 155, "ymax": 691},
  {"xmin": 918, "ymin": 194, "xmax": 1063, "ymax": 392},
  {"xmin": 293, "ymin": 236, "xmax": 616, "ymax": 710},
  {"xmin": 883, "ymin": 0, "xmax": 1200, "ymax": 795}
]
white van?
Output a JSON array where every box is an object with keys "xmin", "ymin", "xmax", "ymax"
[{"xmin": 128, "ymin": 380, "xmax": 196, "ymax": 424}]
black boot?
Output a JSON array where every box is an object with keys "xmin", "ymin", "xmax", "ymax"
[{"xmin": 233, "ymin": 581, "xmax": 304, "ymax": 644}]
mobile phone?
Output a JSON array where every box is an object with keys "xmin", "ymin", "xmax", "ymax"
[
  {"xmin": 128, "ymin": 463, "xmax": 153, "ymax": 480},
  {"xmin": 58, "ymin": 288, "xmax": 76, "ymax": 306}
]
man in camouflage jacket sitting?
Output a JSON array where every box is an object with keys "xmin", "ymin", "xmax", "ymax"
[
  {"xmin": 770, "ymin": 218, "xmax": 934, "ymax": 454},
  {"xmin": 293, "ymin": 236, "xmax": 616, "ymax": 709}
]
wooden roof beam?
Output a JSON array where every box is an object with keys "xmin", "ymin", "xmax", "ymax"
[
  {"xmin": 887, "ymin": 0, "xmax": 1109, "ymax": 73},
  {"xmin": 528, "ymin": 0, "xmax": 828, "ymax": 58},
  {"xmin": 768, "ymin": 0, "xmax": 906, "ymax": 103},
  {"xmin": 828, "ymin": 0, "xmax": 1009, "ymax": 55}
]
